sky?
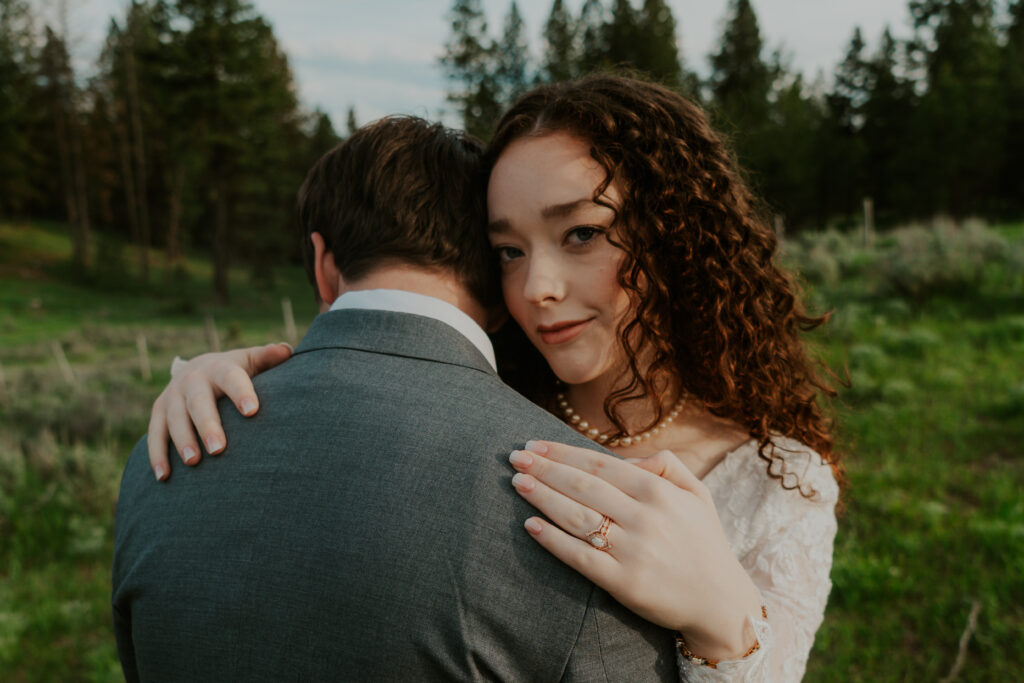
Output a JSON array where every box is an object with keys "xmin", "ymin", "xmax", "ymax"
[{"xmin": 52, "ymin": 0, "xmax": 915, "ymax": 128}]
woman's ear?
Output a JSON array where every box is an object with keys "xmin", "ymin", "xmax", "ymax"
[{"xmin": 311, "ymin": 232, "xmax": 344, "ymax": 306}]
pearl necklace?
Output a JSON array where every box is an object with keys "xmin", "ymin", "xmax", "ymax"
[{"xmin": 555, "ymin": 392, "xmax": 685, "ymax": 448}]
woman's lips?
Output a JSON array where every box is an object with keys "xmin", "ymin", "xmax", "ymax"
[{"xmin": 538, "ymin": 319, "xmax": 593, "ymax": 345}]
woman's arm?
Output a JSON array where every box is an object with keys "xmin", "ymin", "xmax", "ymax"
[{"xmin": 146, "ymin": 343, "xmax": 292, "ymax": 480}]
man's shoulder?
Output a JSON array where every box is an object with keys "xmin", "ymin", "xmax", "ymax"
[{"xmin": 252, "ymin": 345, "xmax": 603, "ymax": 452}]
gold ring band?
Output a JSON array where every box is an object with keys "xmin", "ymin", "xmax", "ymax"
[{"xmin": 586, "ymin": 515, "xmax": 612, "ymax": 551}]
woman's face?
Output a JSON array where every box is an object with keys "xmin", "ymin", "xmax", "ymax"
[{"xmin": 487, "ymin": 131, "xmax": 632, "ymax": 387}]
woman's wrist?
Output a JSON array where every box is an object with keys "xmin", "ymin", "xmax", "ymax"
[{"xmin": 676, "ymin": 568, "xmax": 763, "ymax": 662}]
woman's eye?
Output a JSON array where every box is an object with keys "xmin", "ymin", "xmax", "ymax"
[
  {"xmin": 495, "ymin": 246, "xmax": 524, "ymax": 264},
  {"xmin": 567, "ymin": 226, "xmax": 602, "ymax": 245}
]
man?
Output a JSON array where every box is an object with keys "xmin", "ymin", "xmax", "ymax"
[{"xmin": 112, "ymin": 116, "xmax": 676, "ymax": 681}]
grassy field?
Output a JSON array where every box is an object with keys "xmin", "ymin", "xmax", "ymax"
[{"xmin": 1, "ymin": 220, "xmax": 1022, "ymax": 681}]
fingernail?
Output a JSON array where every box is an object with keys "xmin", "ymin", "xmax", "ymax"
[
  {"xmin": 241, "ymin": 399, "xmax": 257, "ymax": 416},
  {"xmin": 182, "ymin": 445, "xmax": 198, "ymax": 464},
  {"xmin": 524, "ymin": 518, "xmax": 542, "ymax": 534},
  {"xmin": 508, "ymin": 450, "xmax": 533, "ymax": 468},
  {"xmin": 154, "ymin": 464, "xmax": 167, "ymax": 481},
  {"xmin": 511, "ymin": 473, "xmax": 535, "ymax": 492},
  {"xmin": 524, "ymin": 440, "xmax": 548, "ymax": 454},
  {"xmin": 277, "ymin": 342, "xmax": 293, "ymax": 352},
  {"xmin": 205, "ymin": 436, "xmax": 223, "ymax": 454},
  {"xmin": 624, "ymin": 457, "xmax": 643, "ymax": 464}
]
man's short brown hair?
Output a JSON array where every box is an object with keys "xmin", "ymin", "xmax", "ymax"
[{"xmin": 298, "ymin": 116, "xmax": 498, "ymax": 307}]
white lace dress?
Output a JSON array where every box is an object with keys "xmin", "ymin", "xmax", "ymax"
[{"xmin": 675, "ymin": 437, "xmax": 839, "ymax": 682}]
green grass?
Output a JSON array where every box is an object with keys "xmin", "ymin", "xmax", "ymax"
[
  {"xmin": 805, "ymin": 292, "xmax": 1024, "ymax": 680},
  {"xmin": 1, "ymin": 220, "xmax": 1022, "ymax": 680}
]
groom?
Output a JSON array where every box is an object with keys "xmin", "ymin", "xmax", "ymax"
[{"xmin": 112, "ymin": 116, "xmax": 676, "ymax": 681}]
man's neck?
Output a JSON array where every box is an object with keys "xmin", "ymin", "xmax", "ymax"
[{"xmin": 340, "ymin": 265, "xmax": 488, "ymax": 330}]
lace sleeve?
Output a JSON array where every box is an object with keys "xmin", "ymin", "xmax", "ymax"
[{"xmin": 677, "ymin": 441, "xmax": 839, "ymax": 682}]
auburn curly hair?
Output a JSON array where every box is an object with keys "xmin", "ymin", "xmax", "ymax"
[{"xmin": 486, "ymin": 74, "xmax": 843, "ymax": 494}]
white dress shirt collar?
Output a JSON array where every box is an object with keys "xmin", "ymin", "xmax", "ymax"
[{"xmin": 328, "ymin": 289, "xmax": 497, "ymax": 371}]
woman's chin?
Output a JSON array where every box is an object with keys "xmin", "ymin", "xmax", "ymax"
[{"xmin": 549, "ymin": 362, "xmax": 604, "ymax": 388}]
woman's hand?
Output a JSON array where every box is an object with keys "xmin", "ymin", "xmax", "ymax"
[
  {"xmin": 508, "ymin": 441, "xmax": 763, "ymax": 662},
  {"xmin": 147, "ymin": 343, "xmax": 292, "ymax": 480}
]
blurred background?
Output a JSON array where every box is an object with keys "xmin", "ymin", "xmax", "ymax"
[{"xmin": 1, "ymin": 0, "xmax": 1022, "ymax": 680}]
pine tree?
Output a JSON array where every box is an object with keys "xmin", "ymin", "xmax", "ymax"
[
  {"xmin": 346, "ymin": 106, "xmax": 358, "ymax": 137},
  {"xmin": 0, "ymin": 0, "xmax": 38, "ymax": 218},
  {"xmin": 577, "ymin": 0, "xmax": 608, "ymax": 75},
  {"xmin": 602, "ymin": 0, "xmax": 640, "ymax": 68},
  {"xmin": 636, "ymin": 0, "xmax": 683, "ymax": 86},
  {"xmin": 761, "ymin": 74, "xmax": 827, "ymax": 228},
  {"xmin": 541, "ymin": 0, "xmax": 577, "ymax": 82},
  {"xmin": 100, "ymin": 2, "xmax": 158, "ymax": 282},
  {"xmin": 708, "ymin": 0, "xmax": 773, "ymax": 177},
  {"xmin": 908, "ymin": 0, "xmax": 1003, "ymax": 217},
  {"xmin": 440, "ymin": 0, "xmax": 501, "ymax": 140},
  {"xmin": 94, "ymin": 1, "xmax": 195, "ymax": 276},
  {"xmin": 1000, "ymin": 0, "xmax": 1024, "ymax": 214},
  {"xmin": 143, "ymin": 0, "xmax": 196, "ymax": 274},
  {"xmin": 862, "ymin": 27, "xmax": 915, "ymax": 220},
  {"xmin": 39, "ymin": 25, "xmax": 90, "ymax": 270},
  {"xmin": 828, "ymin": 27, "xmax": 867, "ymax": 132},
  {"xmin": 308, "ymin": 109, "xmax": 341, "ymax": 154},
  {"xmin": 820, "ymin": 26, "xmax": 869, "ymax": 218},
  {"xmin": 495, "ymin": 1, "xmax": 529, "ymax": 104},
  {"xmin": 708, "ymin": 0, "xmax": 772, "ymax": 132},
  {"xmin": 173, "ymin": 0, "xmax": 304, "ymax": 299}
]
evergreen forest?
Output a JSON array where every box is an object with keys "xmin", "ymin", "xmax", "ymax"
[{"xmin": 1, "ymin": 0, "xmax": 1023, "ymax": 297}]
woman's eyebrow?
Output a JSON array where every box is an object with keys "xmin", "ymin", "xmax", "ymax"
[
  {"xmin": 488, "ymin": 197, "xmax": 606, "ymax": 234},
  {"xmin": 541, "ymin": 197, "xmax": 594, "ymax": 219},
  {"xmin": 487, "ymin": 218, "xmax": 511, "ymax": 235}
]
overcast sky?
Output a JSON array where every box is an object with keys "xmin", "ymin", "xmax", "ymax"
[{"xmin": 54, "ymin": 0, "xmax": 914, "ymax": 127}]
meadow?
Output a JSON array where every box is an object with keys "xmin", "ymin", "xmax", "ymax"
[{"xmin": 1, "ymin": 220, "xmax": 1021, "ymax": 681}]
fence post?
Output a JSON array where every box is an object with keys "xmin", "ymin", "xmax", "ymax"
[
  {"xmin": 282, "ymin": 297, "xmax": 297, "ymax": 347},
  {"xmin": 136, "ymin": 333, "xmax": 152, "ymax": 382},
  {"xmin": 51, "ymin": 340, "xmax": 77, "ymax": 385},
  {"xmin": 204, "ymin": 314, "xmax": 220, "ymax": 352},
  {"xmin": 0, "ymin": 360, "xmax": 8, "ymax": 409},
  {"xmin": 863, "ymin": 197, "xmax": 875, "ymax": 248},
  {"xmin": 773, "ymin": 214, "xmax": 786, "ymax": 242}
]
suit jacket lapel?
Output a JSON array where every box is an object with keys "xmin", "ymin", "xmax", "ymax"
[{"xmin": 293, "ymin": 308, "xmax": 497, "ymax": 377}]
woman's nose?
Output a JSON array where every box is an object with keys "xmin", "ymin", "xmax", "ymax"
[{"xmin": 523, "ymin": 255, "xmax": 566, "ymax": 305}]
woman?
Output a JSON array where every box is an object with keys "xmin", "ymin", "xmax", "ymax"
[{"xmin": 148, "ymin": 75, "xmax": 841, "ymax": 680}]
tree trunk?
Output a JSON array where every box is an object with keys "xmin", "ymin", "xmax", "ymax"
[
  {"xmin": 124, "ymin": 37, "xmax": 150, "ymax": 282},
  {"xmin": 52, "ymin": 103, "xmax": 78, "ymax": 230},
  {"xmin": 213, "ymin": 178, "xmax": 230, "ymax": 303},
  {"xmin": 115, "ymin": 116, "xmax": 142, "ymax": 272},
  {"xmin": 68, "ymin": 111, "xmax": 90, "ymax": 267},
  {"xmin": 165, "ymin": 161, "xmax": 186, "ymax": 272}
]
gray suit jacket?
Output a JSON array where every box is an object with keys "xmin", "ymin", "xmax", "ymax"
[{"xmin": 112, "ymin": 309, "xmax": 676, "ymax": 681}]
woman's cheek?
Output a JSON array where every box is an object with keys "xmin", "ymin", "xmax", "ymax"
[{"xmin": 501, "ymin": 274, "xmax": 530, "ymax": 330}]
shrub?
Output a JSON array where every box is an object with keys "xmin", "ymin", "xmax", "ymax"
[{"xmin": 871, "ymin": 218, "xmax": 1011, "ymax": 301}]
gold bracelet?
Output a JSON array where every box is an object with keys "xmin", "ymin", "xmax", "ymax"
[{"xmin": 676, "ymin": 605, "xmax": 768, "ymax": 669}]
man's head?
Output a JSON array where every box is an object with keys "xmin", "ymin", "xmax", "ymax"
[{"xmin": 298, "ymin": 116, "xmax": 499, "ymax": 311}]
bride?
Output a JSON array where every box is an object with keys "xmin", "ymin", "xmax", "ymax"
[{"xmin": 146, "ymin": 74, "xmax": 841, "ymax": 681}]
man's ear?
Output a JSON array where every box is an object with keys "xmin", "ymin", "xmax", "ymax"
[{"xmin": 311, "ymin": 232, "xmax": 344, "ymax": 306}]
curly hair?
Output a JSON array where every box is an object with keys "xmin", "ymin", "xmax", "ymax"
[{"xmin": 485, "ymin": 74, "xmax": 843, "ymax": 494}]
